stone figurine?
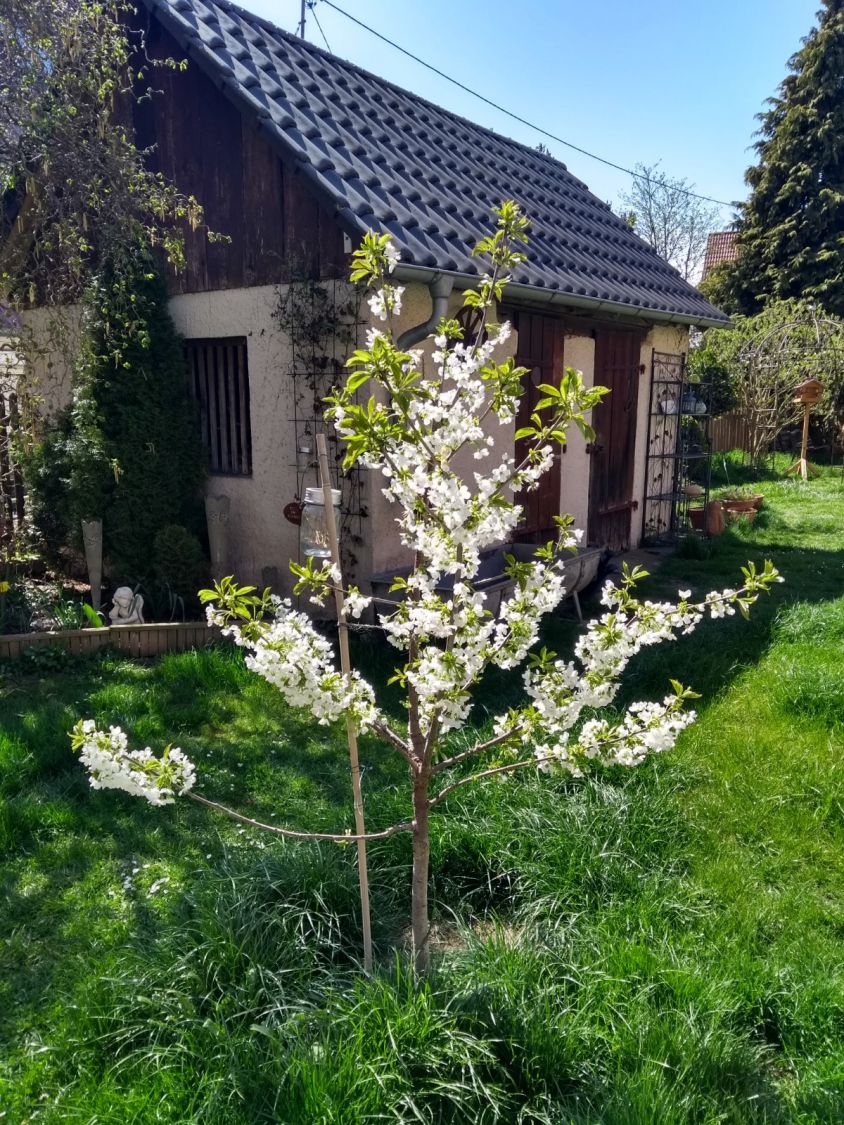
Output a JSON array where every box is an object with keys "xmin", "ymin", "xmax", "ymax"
[{"xmin": 109, "ymin": 586, "xmax": 145, "ymax": 625}]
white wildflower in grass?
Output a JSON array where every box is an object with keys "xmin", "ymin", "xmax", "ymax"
[{"xmin": 74, "ymin": 202, "xmax": 783, "ymax": 975}]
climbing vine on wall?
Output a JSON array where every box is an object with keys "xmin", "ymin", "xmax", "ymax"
[{"xmin": 273, "ymin": 263, "xmax": 367, "ymax": 581}]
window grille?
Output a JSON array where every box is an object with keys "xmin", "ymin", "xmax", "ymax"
[{"xmin": 185, "ymin": 337, "xmax": 252, "ymax": 476}]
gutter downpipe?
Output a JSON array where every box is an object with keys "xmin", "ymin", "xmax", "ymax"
[{"xmin": 396, "ymin": 273, "xmax": 455, "ymax": 349}]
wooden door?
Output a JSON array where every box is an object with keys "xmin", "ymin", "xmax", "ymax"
[
  {"xmin": 587, "ymin": 328, "xmax": 644, "ymax": 550},
  {"xmin": 513, "ymin": 311, "xmax": 564, "ymax": 537}
]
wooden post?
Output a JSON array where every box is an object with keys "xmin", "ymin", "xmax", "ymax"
[
  {"xmin": 787, "ymin": 379, "xmax": 823, "ymax": 481},
  {"xmin": 787, "ymin": 403, "xmax": 817, "ymax": 481},
  {"xmin": 315, "ymin": 432, "xmax": 373, "ymax": 974}
]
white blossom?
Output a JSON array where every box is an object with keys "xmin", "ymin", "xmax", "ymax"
[
  {"xmin": 218, "ymin": 600, "xmax": 381, "ymax": 730},
  {"xmin": 75, "ymin": 221, "xmax": 781, "ymax": 828},
  {"xmin": 72, "ymin": 720, "xmax": 196, "ymax": 805}
]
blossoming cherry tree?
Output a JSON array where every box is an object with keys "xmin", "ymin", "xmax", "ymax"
[{"xmin": 74, "ymin": 202, "xmax": 781, "ymax": 974}]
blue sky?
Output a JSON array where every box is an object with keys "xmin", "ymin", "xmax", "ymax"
[{"xmin": 244, "ymin": 0, "xmax": 819, "ymax": 228}]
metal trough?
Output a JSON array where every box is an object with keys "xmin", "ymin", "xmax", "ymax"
[{"xmin": 369, "ymin": 544, "xmax": 601, "ymax": 619}]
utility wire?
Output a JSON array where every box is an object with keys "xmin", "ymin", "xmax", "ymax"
[
  {"xmin": 317, "ymin": 0, "xmax": 732, "ymax": 209},
  {"xmin": 307, "ymin": 0, "xmax": 332, "ymax": 54}
]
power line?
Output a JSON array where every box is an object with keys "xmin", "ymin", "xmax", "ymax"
[
  {"xmin": 317, "ymin": 0, "xmax": 733, "ymax": 209},
  {"xmin": 308, "ymin": 1, "xmax": 332, "ymax": 54}
]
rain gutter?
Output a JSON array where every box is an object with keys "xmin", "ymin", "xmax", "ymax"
[{"xmin": 392, "ymin": 265, "xmax": 730, "ymax": 331}]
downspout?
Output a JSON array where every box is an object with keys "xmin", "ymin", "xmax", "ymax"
[{"xmin": 396, "ymin": 273, "xmax": 454, "ymax": 349}]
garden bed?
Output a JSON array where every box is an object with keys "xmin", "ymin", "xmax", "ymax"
[{"xmin": 0, "ymin": 620, "xmax": 220, "ymax": 661}]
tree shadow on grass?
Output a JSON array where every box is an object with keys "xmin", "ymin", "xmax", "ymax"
[{"xmin": 0, "ymin": 647, "xmax": 410, "ymax": 1057}]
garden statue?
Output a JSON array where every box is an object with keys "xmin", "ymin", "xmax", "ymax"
[{"xmin": 109, "ymin": 586, "xmax": 144, "ymax": 625}]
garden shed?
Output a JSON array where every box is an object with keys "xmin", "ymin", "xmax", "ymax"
[{"xmin": 13, "ymin": 0, "xmax": 728, "ymax": 596}]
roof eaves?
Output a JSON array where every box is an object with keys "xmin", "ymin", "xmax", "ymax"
[{"xmin": 393, "ymin": 263, "xmax": 731, "ymax": 329}]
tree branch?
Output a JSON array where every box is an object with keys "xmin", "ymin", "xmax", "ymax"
[
  {"xmin": 433, "ymin": 724, "xmax": 525, "ymax": 772},
  {"xmin": 371, "ymin": 718, "xmax": 414, "ymax": 763},
  {"xmin": 187, "ymin": 791, "xmax": 412, "ymax": 842},
  {"xmin": 428, "ymin": 755, "xmax": 550, "ymax": 808}
]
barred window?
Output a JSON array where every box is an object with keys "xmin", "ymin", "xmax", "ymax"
[{"xmin": 185, "ymin": 337, "xmax": 252, "ymax": 476}]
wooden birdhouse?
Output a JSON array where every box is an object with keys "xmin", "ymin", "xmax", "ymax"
[{"xmin": 794, "ymin": 378, "xmax": 825, "ymax": 404}]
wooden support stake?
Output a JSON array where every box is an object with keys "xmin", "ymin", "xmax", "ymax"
[{"xmin": 315, "ymin": 433, "xmax": 373, "ymax": 974}]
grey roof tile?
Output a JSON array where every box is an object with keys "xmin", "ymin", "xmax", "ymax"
[{"xmin": 143, "ymin": 0, "xmax": 728, "ymax": 325}]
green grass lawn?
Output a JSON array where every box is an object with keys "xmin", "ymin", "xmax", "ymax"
[{"xmin": 2, "ymin": 455, "xmax": 844, "ymax": 1123}]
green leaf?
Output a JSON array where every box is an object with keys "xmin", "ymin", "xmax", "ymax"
[{"xmin": 82, "ymin": 603, "xmax": 105, "ymax": 629}]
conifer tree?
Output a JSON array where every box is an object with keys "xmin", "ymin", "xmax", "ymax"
[
  {"xmin": 66, "ymin": 251, "xmax": 206, "ymax": 583},
  {"xmin": 721, "ymin": 1, "xmax": 844, "ymax": 315}
]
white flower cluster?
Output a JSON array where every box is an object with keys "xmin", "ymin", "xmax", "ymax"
[
  {"xmin": 343, "ymin": 585, "xmax": 373, "ymax": 620},
  {"xmin": 368, "ymin": 285, "xmax": 404, "ymax": 321},
  {"xmin": 333, "ymin": 260, "xmax": 731, "ymax": 751},
  {"xmin": 74, "ymin": 720, "xmax": 196, "ymax": 805},
  {"xmin": 487, "ymin": 570, "xmax": 771, "ymax": 777},
  {"xmin": 578, "ymin": 696, "xmax": 696, "ymax": 767},
  {"xmin": 211, "ymin": 601, "xmax": 380, "ymax": 730}
]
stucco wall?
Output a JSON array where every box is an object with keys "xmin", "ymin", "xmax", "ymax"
[
  {"xmin": 166, "ymin": 283, "xmax": 376, "ymax": 597},
  {"xmin": 17, "ymin": 305, "xmax": 83, "ymax": 416},
  {"xmin": 17, "ymin": 279, "xmax": 690, "ymax": 595}
]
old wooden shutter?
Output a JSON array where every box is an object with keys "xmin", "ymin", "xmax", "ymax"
[
  {"xmin": 513, "ymin": 311, "xmax": 564, "ymax": 536},
  {"xmin": 0, "ymin": 387, "xmax": 25, "ymax": 550},
  {"xmin": 587, "ymin": 328, "xmax": 645, "ymax": 550}
]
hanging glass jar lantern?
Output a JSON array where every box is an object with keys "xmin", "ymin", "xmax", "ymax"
[{"xmin": 300, "ymin": 487, "xmax": 341, "ymax": 558}]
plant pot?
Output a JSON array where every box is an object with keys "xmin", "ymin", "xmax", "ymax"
[
  {"xmin": 688, "ymin": 506, "xmax": 706, "ymax": 531},
  {"xmin": 722, "ymin": 499, "xmax": 758, "ymax": 523},
  {"xmin": 747, "ymin": 494, "xmax": 764, "ymax": 510}
]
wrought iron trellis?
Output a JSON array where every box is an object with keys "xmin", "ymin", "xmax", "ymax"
[
  {"xmin": 642, "ymin": 350, "xmax": 713, "ymax": 545},
  {"xmin": 274, "ymin": 271, "xmax": 367, "ymax": 583},
  {"xmin": 0, "ymin": 377, "xmax": 25, "ymax": 554}
]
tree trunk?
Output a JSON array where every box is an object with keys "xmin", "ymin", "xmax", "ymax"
[{"xmin": 410, "ymin": 770, "xmax": 431, "ymax": 975}]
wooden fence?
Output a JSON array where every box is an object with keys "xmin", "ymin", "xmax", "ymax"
[
  {"xmin": 0, "ymin": 386, "xmax": 25, "ymax": 550},
  {"xmin": 0, "ymin": 620, "xmax": 221, "ymax": 661},
  {"xmin": 710, "ymin": 410, "xmax": 753, "ymax": 454}
]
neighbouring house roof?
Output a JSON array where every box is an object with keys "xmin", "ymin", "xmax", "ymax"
[
  {"xmin": 142, "ymin": 0, "xmax": 729, "ymax": 327},
  {"xmin": 702, "ymin": 231, "xmax": 739, "ymax": 278}
]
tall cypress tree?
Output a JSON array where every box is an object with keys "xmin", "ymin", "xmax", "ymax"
[{"xmin": 721, "ymin": 1, "xmax": 844, "ymax": 316}]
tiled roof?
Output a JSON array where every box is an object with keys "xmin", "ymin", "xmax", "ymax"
[
  {"xmin": 702, "ymin": 231, "xmax": 739, "ymax": 278},
  {"xmin": 142, "ymin": 0, "xmax": 729, "ymax": 326}
]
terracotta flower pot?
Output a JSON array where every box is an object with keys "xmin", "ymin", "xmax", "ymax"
[{"xmin": 722, "ymin": 499, "xmax": 757, "ymax": 523}]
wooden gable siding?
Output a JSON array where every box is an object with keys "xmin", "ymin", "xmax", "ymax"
[{"xmin": 133, "ymin": 18, "xmax": 346, "ymax": 293}]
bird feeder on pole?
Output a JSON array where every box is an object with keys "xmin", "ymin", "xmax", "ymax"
[{"xmin": 787, "ymin": 378, "xmax": 824, "ymax": 481}]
